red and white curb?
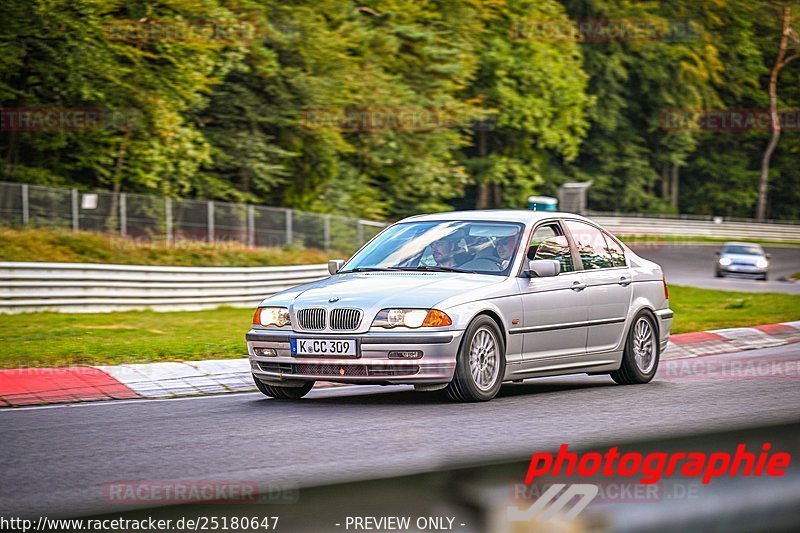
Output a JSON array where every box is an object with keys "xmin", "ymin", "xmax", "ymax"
[
  {"xmin": 664, "ymin": 321, "xmax": 800, "ymax": 358},
  {"xmin": 1, "ymin": 322, "xmax": 798, "ymax": 407}
]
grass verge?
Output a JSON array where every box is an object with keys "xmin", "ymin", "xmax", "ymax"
[
  {"xmin": 0, "ymin": 227, "xmax": 338, "ymax": 266},
  {"xmin": 0, "ymin": 306, "xmax": 253, "ymax": 368},
  {"xmin": 0, "ymin": 286, "xmax": 797, "ymax": 369},
  {"xmin": 668, "ymin": 285, "xmax": 799, "ymax": 334}
]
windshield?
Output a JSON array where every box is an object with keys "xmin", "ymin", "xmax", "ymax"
[
  {"xmin": 723, "ymin": 245, "xmax": 763, "ymax": 256},
  {"xmin": 341, "ymin": 220, "xmax": 525, "ymax": 276}
]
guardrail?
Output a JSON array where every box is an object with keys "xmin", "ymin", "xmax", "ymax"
[
  {"xmin": 592, "ymin": 215, "xmax": 800, "ymax": 242},
  {"xmin": 0, "ymin": 262, "xmax": 329, "ymax": 314}
]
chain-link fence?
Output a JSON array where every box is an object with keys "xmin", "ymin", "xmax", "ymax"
[{"xmin": 0, "ymin": 181, "xmax": 387, "ymax": 252}]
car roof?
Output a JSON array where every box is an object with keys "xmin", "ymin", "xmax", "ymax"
[{"xmin": 399, "ymin": 209, "xmax": 592, "ymax": 225}]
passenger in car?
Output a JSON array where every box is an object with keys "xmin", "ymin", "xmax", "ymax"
[{"xmin": 495, "ymin": 236, "xmax": 515, "ymax": 270}]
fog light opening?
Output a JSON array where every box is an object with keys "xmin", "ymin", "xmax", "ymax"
[
  {"xmin": 253, "ymin": 347, "xmax": 278, "ymax": 357},
  {"xmin": 388, "ymin": 350, "xmax": 423, "ymax": 359}
]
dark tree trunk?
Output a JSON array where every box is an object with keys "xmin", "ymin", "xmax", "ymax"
[
  {"xmin": 758, "ymin": 4, "xmax": 797, "ymax": 220},
  {"xmin": 474, "ymin": 130, "xmax": 491, "ymax": 209},
  {"xmin": 670, "ymin": 164, "xmax": 679, "ymax": 209}
]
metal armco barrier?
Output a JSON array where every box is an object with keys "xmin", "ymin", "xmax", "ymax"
[
  {"xmin": 592, "ymin": 216, "xmax": 800, "ymax": 242},
  {"xmin": 0, "ymin": 262, "xmax": 329, "ymax": 314}
]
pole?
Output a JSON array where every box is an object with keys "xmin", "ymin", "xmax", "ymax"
[
  {"xmin": 207, "ymin": 201, "xmax": 215, "ymax": 243},
  {"xmin": 286, "ymin": 209, "xmax": 293, "ymax": 245},
  {"xmin": 247, "ymin": 205, "xmax": 255, "ymax": 247},
  {"xmin": 165, "ymin": 197, "xmax": 173, "ymax": 246},
  {"xmin": 21, "ymin": 184, "xmax": 29, "ymax": 226},
  {"xmin": 119, "ymin": 192, "xmax": 127, "ymax": 236},
  {"xmin": 71, "ymin": 188, "xmax": 79, "ymax": 232},
  {"xmin": 324, "ymin": 214, "xmax": 331, "ymax": 252}
]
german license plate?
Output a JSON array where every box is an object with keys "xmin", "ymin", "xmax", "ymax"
[{"xmin": 290, "ymin": 338, "xmax": 357, "ymax": 357}]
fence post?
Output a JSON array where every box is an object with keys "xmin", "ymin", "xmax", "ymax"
[
  {"xmin": 247, "ymin": 205, "xmax": 255, "ymax": 248},
  {"xmin": 207, "ymin": 201, "xmax": 215, "ymax": 243},
  {"xmin": 324, "ymin": 214, "xmax": 331, "ymax": 252},
  {"xmin": 21, "ymin": 184, "xmax": 29, "ymax": 226},
  {"xmin": 356, "ymin": 219, "xmax": 364, "ymax": 244},
  {"xmin": 165, "ymin": 197, "xmax": 173, "ymax": 246},
  {"xmin": 71, "ymin": 188, "xmax": 79, "ymax": 232},
  {"xmin": 119, "ymin": 192, "xmax": 127, "ymax": 237},
  {"xmin": 286, "ymin": 209, "xmax": 293, "ymax": 245}
]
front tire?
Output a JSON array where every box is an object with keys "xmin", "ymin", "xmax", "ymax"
[
  {"xmin": 611, "ymin": 311, "xmax": 659, "ymax": 385},
  {"xmin": 446, "ymin": 316, "xmax": 506, "ymax": 402},
  {"xmin": 253, "ymin": 377, "xmax": 315, "ymax": 399}
]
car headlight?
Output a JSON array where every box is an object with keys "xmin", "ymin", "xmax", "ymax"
[
  {"xmin": 756, "ymin": 258, "xmax": 769, "ymax": 269},
  {"xmin": 253, "ymin": 306, "xmax": 291, "ymax": 328},
  {"xmin": 372, "ymin": 308, "xmax": 453, "ymax": 329},
  {"xmin": 719, "ymin": 257, "xmax": 732, "ymax": 266}
]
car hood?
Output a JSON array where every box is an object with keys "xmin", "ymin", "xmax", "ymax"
[{"xmin": 261, "ymin": 271, "xmax": 503, "ymax": 319}]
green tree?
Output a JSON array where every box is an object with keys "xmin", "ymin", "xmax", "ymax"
[{"xmin": 460, "ymin": 0, "xmax": 592, "ymax": 210}]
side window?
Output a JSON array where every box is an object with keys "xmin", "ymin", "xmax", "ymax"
[
  {"xmin": 529, "ymin": 223, "xmax": 575, "ymax": 273},
  {"xmin": 565, "ymin": 220, "xmax": 614, "ymax": 270},
  {"xmin": 602, "ymin": 231, "xmax": 626, "ymax": 267}
]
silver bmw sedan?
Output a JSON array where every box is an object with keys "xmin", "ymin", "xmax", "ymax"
[{"xmin": 247, "ymin": 210, "xmax": 673, "ymax": 402}]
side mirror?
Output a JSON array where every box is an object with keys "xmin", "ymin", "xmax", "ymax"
[
  {"xmin": 714, "ymin": 251, "xmax": 721, "ymax": 256},
  {"xmin": 328, "ymin": 259, "xmax": 345, "ymax": 275},
  {"xmin": 523, "ymin": 259, "xmax": 560, "ymax": 278},
  {"xmin": 766, "ymin": 253, "xmax": 772, "ymax": 260}
]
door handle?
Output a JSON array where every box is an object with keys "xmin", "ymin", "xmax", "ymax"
[
  {"xmin": 571, "ymin": 281, "xmax": 587, "ymax": 291},
  {"xmin": 619, "ymin": 276, "xmax": 632, "ymax": 286}
]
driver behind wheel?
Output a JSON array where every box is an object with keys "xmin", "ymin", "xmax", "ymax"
[{"xmin": 430, "ymin": 234, "xmax": 466, "ymax": 267}]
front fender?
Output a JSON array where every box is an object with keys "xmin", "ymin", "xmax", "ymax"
[{"xmin": 442, "ymin": 297, "xmax": 523, "ymax": 363}]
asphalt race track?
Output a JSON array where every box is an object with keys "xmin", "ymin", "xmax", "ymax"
[
  {"xmin": 631, "ymin": 243, "xmax": 800, "ymax": 294},
  {"xmin": 3, "ymin": 345, "xmax": 800, "ymax": 519}
]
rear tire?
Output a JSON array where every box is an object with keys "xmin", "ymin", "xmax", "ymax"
[
  {"xmin": 253, "ymin": 376, "xmax": 314, "ymax": 399},
  {"xmin": 446, "ymin": 316, "xmax": 506, "ymax": 402},
  {"xmin": 611, "ymin": 311, "xmax": 659, "ymax": 385}
]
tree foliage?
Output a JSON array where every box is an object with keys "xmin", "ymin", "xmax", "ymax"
[{"xmin": 1, "ymin": 0, "xmax": 798, "ymax": 220}]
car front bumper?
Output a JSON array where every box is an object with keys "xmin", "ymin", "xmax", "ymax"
[
  {"xmin": 247, "ymin": 329, "xmax": 463, "ymax": 385},
  {"xmin": 718, "ymin": 264, "xmax": 767, "ymax": 275}
]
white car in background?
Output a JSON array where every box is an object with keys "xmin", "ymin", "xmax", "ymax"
[
  {"xmin": 715, "ymin": 242, "xmax": 770, "ymax": 280},
  {"xmin": 247, "ymin": 211, "xmax": 673, "ymax": 402}
]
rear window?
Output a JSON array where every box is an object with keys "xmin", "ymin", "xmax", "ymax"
[
  {"xmin": 602, "ymin": 231, "xmax": 626, "ymax": 267},
  {"xmin": 565, "ymin": 220, "xmax": 615, "ymax": 270}
]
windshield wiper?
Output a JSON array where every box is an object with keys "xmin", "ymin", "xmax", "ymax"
[
  {"xmin": 397, "ymin": 265, "xmax": 474, "ymax": 274},
  {"xmin": 339, "ymin": 267, "xmax": 405, "ymax": 273}
]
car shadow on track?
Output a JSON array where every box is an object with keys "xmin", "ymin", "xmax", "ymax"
[{"xmin": 244, "ymin": 377, "xmax": 625, "ymax": 408}]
